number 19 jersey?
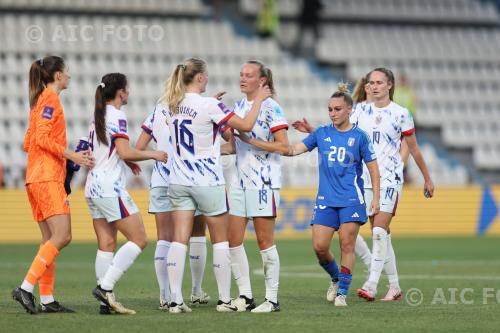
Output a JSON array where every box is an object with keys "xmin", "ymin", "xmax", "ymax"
[{"xmin": 165, "ymin": 93, "xmax": 235, "ymax": 187}]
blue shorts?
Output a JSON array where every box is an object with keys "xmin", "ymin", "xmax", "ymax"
[{"xmin": 311, "ymin": 204, "xmax": 367, "ymax": 230}]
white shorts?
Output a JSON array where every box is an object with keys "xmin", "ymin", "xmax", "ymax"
[
  {"xmin": 364, "ymin": 185, "xmax": 402, "ymax": 216},
  {"xmin": 228, "ymin": 186, "xmax": 280, "ymax": 218},
  {"xmin": 168, "ymin": 184, "xmax": 228, "ymax": 217},
  {"xmin": 149, "ymin": 187, "xmax": 173, "ymax": 213},
  {"xmin": 86, "ymin": 196, "xmax": 139, "ymax": 223}
]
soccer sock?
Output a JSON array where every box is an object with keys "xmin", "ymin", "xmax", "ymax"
[
  {"xmin": 229, "ymin": 244, "xmax": 253, "ymax": 299},
  {"xmin": 100, "ymin": 241, "xmax": 142, "ymax": 291},
  {"xmin": 154, "ymin": 240, "xmax": 170, "ymax": 302},
  {"xmin": 21, "ymin": 241, "xmax": 59, "ymax": 293},
  {"xmin": 95, "ymin": 249, "xmax": 113, "ymax": 306},
  {"xmin": 337, "ymin": 266, "xmax": 352, "ymax": 296},
  {"xmin": 384, "ymin": 234, "xmax": 400, "ymax": 288},
  {"xmin": 213, "ymin": 241, "xmax": 231, "ymax": 303},
  {"xmin": 355, "ymin": 234, "xmax": 372, "ymax": 270},
  {"xmin": 261, "ymin": 245, "xmax": 280, "ymax": 303},
  {"xmin": 367, "ymin": 227, "xmax": 388, "ymax": 289},
  {"xmin": 39, "ymin": 260, "xmax": 55, "ymax": 304},
  {"xmin": 189, "ymin": 236, "xmax": 207, "ymax": 295},
  {"xmin": 320, "ymin": 258, "xmax": 339, "ymax": 282},
  {"xmin": 167, "ymin": 242, "xmax": 187, "ymax": 305}
]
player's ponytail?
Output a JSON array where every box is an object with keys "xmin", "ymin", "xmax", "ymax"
[
  {"xmin": 352, "ymin": 74, "xmax": 369, "ymax": 104},
  {"xmin": 160, "ymin": 58, "xmax": 206, "ymax": 113},
  {"xmin": 331, "ymin": 82, "xmax": 353, "ymax": 106},
  {"xmin": 94, "ymin": 73, "xmax": 128, "ymax": 146},
  {"xmin": 369, "ymin": 67, "xmax": 395, "ymax": 100},
  {"xmin": 246, "ymin": 60, "xmax": 276, "ymax": 97},
  {"xmin": 28, "ymin": 56, "xmax": 65, "ymax": 108}
]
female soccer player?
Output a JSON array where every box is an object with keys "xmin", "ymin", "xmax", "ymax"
[
  {"xmin": 238, "ymin": 83, "xmax": 380, "ymax": 306},
  {"xmin": 136, "ymin": 107, "xmax": 212, "ymax": 310},
  {"xmin": 12, "ymin": 56, "xmax": 95, "ymax": 314},
  {"xmin": 87, "ymin": 73, "xmax": 167, "ymax": 315},
  {"xmin": 161, "ymin": 58, "xmax": 270, "ymax": 313},
  {"xmin": 223, "ymin": 60, "xmax": 288, "ymax": 313}
]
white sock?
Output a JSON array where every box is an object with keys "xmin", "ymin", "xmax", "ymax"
[
  {"xmin": 230, "ymin": 244, "xmax": 253, "ymax": 298},
  {"xmin": 40, "ymin": 295, "xmax": 55, "ymax": 304},
  {"xmin": 20, "ymin": 281, "xmax": 34, "ymax": 293},
  {"xmin": 100, "ymin": 242, "xmax": 142, "ymax": 291},
  {"xmin": 167, "ymin": 242, "xmax": 187, "ymax": 305},
  {"xmin": 367, "ymin": 227, "xmax": 388, "ymax": 289},
  {"xmin": 154, "ymin": 240, "xmax": 170, "ymax": 302},
  {"xmin": 189, "ymin": 236, "xmax": 207, "ymax": 295},
  {"xmin": 261, "ymin": 245, "xmax": 280, "ymax": 303},
  {"xmin": 384, "ymin": 234, "xmax": 400, "ymax": 288},
  {"xmin": 213, "ymin": 241, "xmax": 231, "ymax": 303},
  {"xmin": 355, "ymin": 234, "xmax": 372, "ymax": 270},
  {"xmin": 95, "ymin": 250, "xmax": 113, "ymax": 305}
]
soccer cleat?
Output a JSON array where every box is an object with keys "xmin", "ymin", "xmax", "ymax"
[
  {"xmin": 190, "ymin": 290, "xmax": 210, "ymax": 305},
  {"xmin": 380, "ymin": 286, "xmax": 403, "ymax": 301},
  {"xmin": 12, "ymin": 287, "xmax": 38, "ymax": 314},
  {"xmin": 251, "ymin": 299, "xmax": 280, "ymax": 313},
  {"xmin": 99, "ymin": 304, "xmax": 114, "ymax": 315},
  {"xmin": 158, "ymin": 300, "xmax": 169, "ymax": 310},
  {"xmin": 233, "ymin": 295, "xmax": 256, "ymax": 312},
  {"xmin": 38, "ymin": 301, "xmax": 75, "ymax": 313},
  {"xmin": 326, "ymin": 281, "xmax": 339, "ymax": 302},
  {"xmin": 334, "ymin": 294, "xmax": 348, "ymax": 307},
  {"xmin": 168, "ymin": 302, "xmax": 192, "ymax": 314},
  {"xmin": 357, "ymin": 286, "xmax": 376, "ymax": 302},
  {"xmin": 92, "ymin": 286, "xmax": 135, "ymax": 315},
  {"xmin": 216, "ymin": 300, "xmax": 238, "ymax": 312}
]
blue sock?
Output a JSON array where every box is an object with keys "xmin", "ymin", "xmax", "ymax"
[
  {"xmin": 338, "ymin": 266, "xmax": 352, "ymax": 296},
  {"xmin": 320, "ymin": 259, "xmax": 339, "ymax": 282}
]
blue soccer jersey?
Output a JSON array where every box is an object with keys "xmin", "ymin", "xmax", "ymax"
[{"xmin": 302, "ymin": 124, "xmax": 377, "ymax": 207}]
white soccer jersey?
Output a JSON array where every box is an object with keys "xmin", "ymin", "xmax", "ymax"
[
  {"xmin": 232, "ymin": 97, "xmax": 288, "ymax": 190},
  {"xmin": 165, "ymin": 92, "xmax": 234, "ymax": 187},
  {"xmin": 141, "ymin": 104, "xmax": 175, "ymax": 188},
  {"xmin": 350, "ymin": 101, "xmax": 415, "ymax": 188},
  {"xmin": 85, "ymin": 105, "xmax": 130, "ymax": 198}
]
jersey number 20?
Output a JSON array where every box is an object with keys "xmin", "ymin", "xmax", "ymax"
[{"xmin": 328, "ymin": 146, "xmax": 346, "ymax": 162}]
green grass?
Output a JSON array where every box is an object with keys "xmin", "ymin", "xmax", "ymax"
[{"xmin": 1, "ymin": 237, "xmax": 500, "ymax": 332}]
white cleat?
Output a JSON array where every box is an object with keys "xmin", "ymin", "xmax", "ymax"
[
  {"xmin": 334, "ymin": 294, "xmax": 348, "ymax": 307},
  {"xmin": 216, "ymin": 300, "xmax": 238, "ymax": 312},
  {"xmin": 380, "ymin": 286, "xmax": 403, "ymax": 301},
  {"xmin": 233, "ymin": 295, "xmax": 257, "ymax": 312},
  {"xmin": 168, "ymin": 302, "xmax": 192, "ymax": 314},
  {"xmin": 106, "ymin": 294, "xmax": 136, "ymax": 315},
  {"xmin": 190, "ymin": 290, "xmax": 211, "ymax": 305},
  {"xmin": 158, "ymin": 300, "xmax": 169, "ymax": 310},
  {"xmin": 251, "ymin": 299, "xmax": 280, "ymax": 313},
  {"xmin": 326, "ymin": 281, "xmax": 339, "ymax": 302},
  {"xmin": 356, "ymin": 282, "xmax": 377, "ymax": 302}
]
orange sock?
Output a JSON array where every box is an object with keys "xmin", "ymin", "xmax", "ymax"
[
  {"xmin": 24, "ymin": 241, "xmax": 59, "ymax": 286},
  {"xmin": 39, "ymin": 261, "xmax": 55, "ymax": 297}
]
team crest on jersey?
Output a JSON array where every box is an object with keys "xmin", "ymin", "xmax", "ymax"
[
  {"xmin": 118, "ymin": 119, "xmax": 127, "ymax": 132},
  {"xmin": 348, "ymin": 138, "xmax": 355, "ymax": 146},
  {"xmin": 42, "ymin": 106, "xmax": 54, "ymax": 119},
  {"xmin": 217, "ymin": 102, "xmax": 231, "ymax": 114}
]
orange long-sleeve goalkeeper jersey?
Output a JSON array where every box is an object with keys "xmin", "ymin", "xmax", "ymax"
[{"xmin": 24, "ymin": 88, "xmax": 67, "ymax": 184}]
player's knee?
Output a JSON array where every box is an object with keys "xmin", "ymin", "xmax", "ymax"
[
  {"xmin": 134, "ymin": 236, "xmax": 148, "ymax": 250},
  {"xmin": 256, "ymin": 237, "xmax": 273, "ymax": 250},
  {"xmin": 99, "ymin": 238, "xmax": 117, "ymax": 252},
  {"xmin": 340, "ymin": 241, "xmax": 355, "ymax": 254},
  {"xmin": 313, "ymin": 242, "xmax": 329, "ymax": 258}
]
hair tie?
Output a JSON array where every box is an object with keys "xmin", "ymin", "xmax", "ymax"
[
  {"xmin": 38, "ymin": 58, "xmax": 43, "ymax": 66},
  {"xmin": 179, "ymin": 64, "xmax": 186, "ymax": 70},
  {"xmin": 99, "ymin": 82, "xmax": 105, "ymax": 88}
]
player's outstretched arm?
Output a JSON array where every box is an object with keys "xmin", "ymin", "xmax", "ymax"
[
  {"xmin": 237, "ymin": 131, "xmax": 307, "ymax": 156},
  {"xmin": 115, "ymin": 137, "xmax": 167, "ymax": 163},
  {"xmin": 366, "ymin": 160, "xmax": 380, "ymax": 215},
  {"xmin": 226, "ymin": 85, "xmax": 271, "ymax": 132},
  {"xmin": 292, "ymin": 118, "xmax": 315, "ymax": 134},
  {"xmin": 404, "ymin": 133, "xmax": 434, "ymax": 198},
  {"xmin": 135, "ymin": 131, "xmax": 152, "ymax": 150}
]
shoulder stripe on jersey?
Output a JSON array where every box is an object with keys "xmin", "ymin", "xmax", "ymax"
[
  {"xmin": 402, "ymin": 128, "xmax": 416, "ymax": 136},
  {"xmin": 270, "ymin": 124, "xmax": 288, "ymax": 133},
  {"xmin": 217, "ymin": 111, "xmax": 235, "ymax": 126}
]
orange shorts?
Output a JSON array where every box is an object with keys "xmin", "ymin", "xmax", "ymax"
[{"xmin": 26, "ymin": 182, "xmax": 70, "ymax": 222}]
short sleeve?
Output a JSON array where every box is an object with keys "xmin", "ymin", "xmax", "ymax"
[
  {"xmin": 141, "ymin": 110, "xmax": 154, "ymax": 136},
  {"xmin": 401, "ymin": 108, "xmax": 415, "ymax": 136},
  {"xmin": 268, "ymin": 103, "xmax": 288, "ymax": 133},
  {"xmin": 110, "ymin": 111, "xmax": 129, "ymax": 140},
  {"xmin": 208, "ymin": 99, "xmax": 235, "ymax": 126},
  {"xmin": 302, "ymin": 130, "xmax": 318, "ymax": 151},
  {"xmin": 360, "ymin": 131, "xmax": 377, "ymax": 163}
]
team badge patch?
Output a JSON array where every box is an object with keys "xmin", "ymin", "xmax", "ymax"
[
  {"xmin": 42, "ymin": 106, "xmax": 54, "ymax": 119},
  {"xmin": 217, "ymin": 102, "xmax": 231, "ymax": 114},
  {"xmin": 118, "ymin": 119, "xmax": 127, "ymax": 132},
  {"xmin": 348, "ymin": 138, "xmax": 355, "ymax": 146}
]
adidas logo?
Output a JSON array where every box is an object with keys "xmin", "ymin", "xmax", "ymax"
[
  {"xmin": 351, "ymin": 212, "xmax": 360, "ymax": 218},
  {"xmin": 324, "ymin": 137, "xmax": 332, "ymax": 142}
]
